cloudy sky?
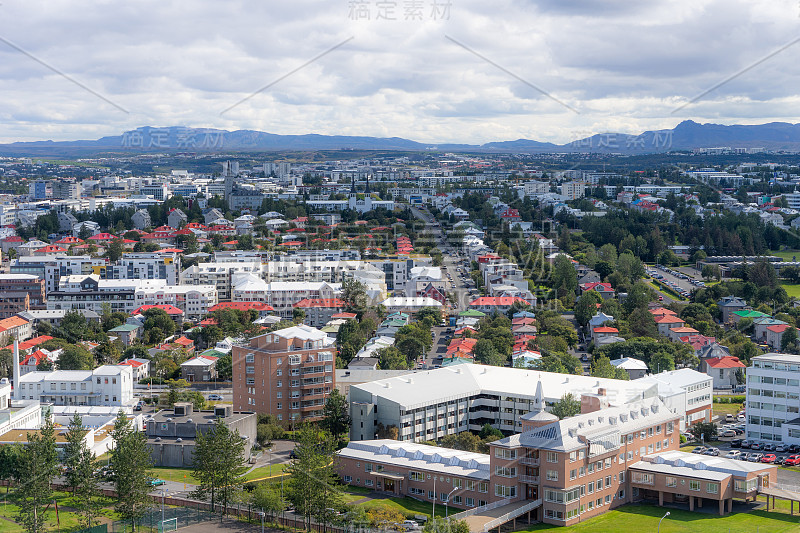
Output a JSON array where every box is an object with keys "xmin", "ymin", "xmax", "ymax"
[{"xmin": 1, "ymin": 0, "xmax": 799, "ymax": 144}]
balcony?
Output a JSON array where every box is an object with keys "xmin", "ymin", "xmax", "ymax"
[
  {"xmin": 519, "ymin": 475, "xmax": 539, "ymax": 484},
  {"xmin": 520, "ymin": 457, "xmax": 539, "ymax": 466}
]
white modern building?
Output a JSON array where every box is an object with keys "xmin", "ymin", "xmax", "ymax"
[
  {"xmin": 637, "ymin": 369, "xmax": 713, "ymax": 431},
  {"xmin": 180, "ymin": 261, "xmax": 264, "ymax": 301},
  {"xmin": 745, "ymin": 353, "xmax": 800, "ymax": 445},
  {"xmin": 18, "ymin": 365, "xmax": 135, "ymax": 407}
]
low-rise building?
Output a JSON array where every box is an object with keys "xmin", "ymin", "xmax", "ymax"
[
  {"xmin": 17, "ymin": 365, "xmax": 135, "ymax": 407},
  {"xmin": 145, "ymin": 403, "xmax": 257, "ymax": 467}
]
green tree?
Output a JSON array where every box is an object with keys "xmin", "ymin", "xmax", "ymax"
[
  {"xmin": 216, "ymin": 353, "xmax": 232, "ymax": 380},
  {"xmin": 591, "ymin": 355, "xmax": 629, "ymax": 380},
  {"xmin": 320, "ymin": 389, "xmax": 351, "ymax": 442},
  {"xmin": 16, "ymin": 413, "xmax": 58, "ymax": 533},
  {"xmin": 111, "ymin": 411, "xmax": 153, "ymax": 530},
  {"xmin": 64, "ymin": 413, "xmax": 99, "ymax": 528},
  {"xmin": 192, "ymin": 417, "xmax": 248, "ymax": 513},
  {"xmin": 575, "ymin": 290, "xmax": 603, "ymax": 326},
  {"xmin": 286, "ymin": 425, "xmax": 343, "ymax": 531},
  {"xmin": 689, "ymin": 421, "xmax": 718, "ymax": 442},
  {"xmin": 550, "ymin": 393, "xmax": 580, "ymax": 420},
  {"xmin": 143, "ymin": 308, "xmax": 176, "ymax": 339},
  {"xmin": 650, "ymin": 351, "xmax": 675, "ymax": 373},
  {"xmin": 473, "ymin": 338, "xmax": 506, "ymax": 366},
  {"xmin": 57, "ymin": 310, "xmax": 90, "ymax": 343},
  {"xmin": 292, "ymin": 307, "xmax": 306, "ymax": 323},
  {"xmin": 106, "ymin": 239, "xmax": 125, "ymax": 262},
  {"xmin": 341, "ymin": 278, "xmax": 368, "ymax": 313},
  {"xmin": 782, "ymin": 327, "xmax": 799, "ymax": 353},
  {"xmin": 415, "ymin": 307, "xmax": 442, "ymax": 327},
  {"xmin": 424, "ymin": 518, "xmax": 470, "ymax": 533},
  {"xmin": 478, "ymin": 423, "xmax": 503, "ymax": 440},
  {"xmin": 251, "ymin": 483, "xmax": 285, "ymax": 521},
  {"xmin": 58, "ymin": 344, "xmax": 94, "ymax": 370},
  {"xmin": 551, "ymin": 254, "xmax": 578, "ymax": 299},
  {"xmin": 376, "ymin": 346, "xmax": 411, "ymax": 370}
]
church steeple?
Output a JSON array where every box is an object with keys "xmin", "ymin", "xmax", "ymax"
[
  {"xmin": 350, "ymin": 176, "xmax": 357, "ymax": 195},
  {"xmin": 365, "ymin": 175, "xmax": 371, "ymax": 194}
]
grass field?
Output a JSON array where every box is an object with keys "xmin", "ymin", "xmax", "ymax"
[
  {"xmin": 150, "ymin": 467, "xmax": 198, "ymax": 484},
  {"xmin": 353, "ymin": 494, "xmax": 447, "ymax": 519},
  {"xmin": 780, "ymin": 283, "xmax": 800, "ymax": 298},
  {"xmin": 244, "ymin": 463, "xmax": 288, "ymax": 481},
  {"xmin": 770, "ymin": 250, "xmax": 800, "ymax": 262},
  {"xmin": 520, "ymin": 503, "xmax": 800, "ymax": 533},
  {"xmin": 712, "ymin": 402, "xmax": 743, "ymax": 419}
]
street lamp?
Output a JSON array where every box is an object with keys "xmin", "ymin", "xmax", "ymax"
[
  {"xmin": 445, "ymin": 487, "xmax": 459, "ymax": 519},
  {"xmin": 658, "ymin": 511, "xmax": 670, "ymax": 533},
  {"xmin": 161, "ymin": 488, "xmax": 169, "ymax": 526}
]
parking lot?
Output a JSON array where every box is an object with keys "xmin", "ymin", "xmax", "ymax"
[{"xmin": 648, "ymin": 264, "xmax": 707, "ymax": 299}]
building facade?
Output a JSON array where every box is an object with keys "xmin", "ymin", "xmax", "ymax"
[{"xmin": 232, "ymin": 325, "xmax": 336, "ymax": 423}]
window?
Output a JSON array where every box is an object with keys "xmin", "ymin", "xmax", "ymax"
[
  {"xmin": 632, "ymin": 472, "xmax": 653, "ymax": 485},
  {"xmin": 569, "ymin": 451, "xmax": 577, "ymax": 462},
  {"xmin": 429, "ymin": 491, "xmax": 435, "ymax": 499},
  {"xmin": 343, "ymin": 475, "xmax": 352, "ymax": 483},
  {"xmin": 478, "ymin": 482, "xmax": 488, "ymax": 493},
  {"xmin": 597, "ymin": 478, "xmax": 603, "ymax": 490},
  {"xmin": 276, "ymin": 369, "xmax": 282, "ymax": 376},
  {"xmin": 453, "ymin": 478, "xmax": 463, "ymax": 488},
  {"xmin": 588, "ymin": 482, "xmax": 594, "ymax": 494},
  {"xmin": 466, "ymin": 498, "xmax": 474, "ymax": 507},
  {"xmin": 495, "ymin": 448, "xmax": 517, "ymax": 460},
  {"xmin": 605, "ymin": 476, "xmax": 612, "ymax": 487},
  {"xmin": 665, "ymin": 476, "xmax": 676, "ymax": 487},
  {"xmin": 365, "ymin": 463, "xmax": 373, "ymax": 472},
  {"xmin": 494, "ymin": 485, "xmax": 516, "ymax": 498},
  {"xmin": 546, "ymin": 470, "xmax": 558, "ymax": 481},
  {"xmin": 689, "ymin": 480, "xmax": 701, "ymax": 491},
  {"xmin": 570, "ymin": 469, "xmax": 577, "ymax": 480},
  {"xmin": 452, "ymin": 495, "xmax": 462, "ymax": 505},
  {"xmin": 410, "ymin": 471, "xmax": 424, "ymax": 482},
  {"xmin": 619, "ymin": 472, "xmax": 625, "ymax": 483},
  {"xmin": 579, "ymin": 466, "xmax": 586, "ymax": 477},
  {"xmin": 495, "ymin": 466, "xmax": 516, "ymax": 478},
  {"xmin": 288, "ymin": 355, "xmax": 301, "ymax": 365},
  {"xmin": 365, "ymin": 480, "xmax": 374, "ymax": 487},
  {"xmin": 547, "ymin": 452, "xmax": 559, "ymax": 463},
  {"xmin": 707, "ymin": 483, "xmax": 719, "ymax": 494},
  {"xmin": 465, "ymin": 480, "xmax": 475, "ymax": 491}
]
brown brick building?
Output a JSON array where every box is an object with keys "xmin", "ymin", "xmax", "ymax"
[
  {"xmin": 0, "ymin": 274, "xmax": 45, "ymax": 318},
  {"xmin": 232, "ymin": 324, "xmax": 336, "ymax": 424}
]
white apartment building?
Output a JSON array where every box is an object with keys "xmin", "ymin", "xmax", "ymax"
[
  {"xmin": 12, "ymin": 255, "xmax": 108, "ymax": 294},
  {"xmin": 134, "ymin": 283, "xmax": 217, "ymax": 320},
  {"xmin": 108, "ymin": 252, "xmax": 182, "ymax": 285},
  {"xmin": 637, "ymin": 369, "xmax": 713, "ymax": 431},
  {"xmin": 181, "ymin": 261, "xmax": 264, "ymax": 301},
  {"xmin": 18, "ymin": 365, "xmax": 135, "ymax": 407},
  {"xmin": 264, "ymin": 281, "xmax": 340, "ymax": 318},
  {"xmin": 520, "ymin": 180, "xmax": 550, "ymax": 198},
  {"xmin": 746, "ymin": 353, "xmax": 800, "ymax": 445},
  {"xmin": 560, "ymin": 181, "xmax": 587, "ymax": 200}
]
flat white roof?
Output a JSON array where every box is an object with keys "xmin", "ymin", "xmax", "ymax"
[
  {"xmin": 380, "ymin": 297, "xmax": 443, "ymax": 308},
  {"xmin": 353, "ymin": 363, "xmax": 657, "ymax": 411},
  {"xmin": 631, "ymin": 450, "xmax": 772, "ymax": 480},
  {"xmin": 753, "ymin": 353, "xmax": 800, "ymax": 364},
  {"xmin": 338, "ymin": 440, "xmax": 490, "ymax": 480}
]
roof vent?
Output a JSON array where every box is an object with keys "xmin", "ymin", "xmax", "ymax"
[
  {"xmin": 609, "ymin": 416, "xmax": 617, "ymax": 425},
  {"xmin": 568, "ymin": 428, "xmax": 577, "ymax": 437},
  {"xmin": 384, "ymin": 382, "xmax": 391, "ymax": 388}
]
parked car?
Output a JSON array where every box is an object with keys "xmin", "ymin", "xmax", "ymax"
[
  {"xmin": 691, "ymin": 446, "xmax": 707, "ymax": 454},
  {"xmin": 725, "ymin": 450, "xmax": 742, "ymax": 460},
  {"xmin": 748, "ymin": 453, "xmax": 764, "ymax": 462},
  {"xmin": 761, "ymin": 454, "xmax": 777, "ymax": 464},
  {"xmin": 720, "ymin": 430, "xmax": 736, "ymax": 438},
  {"xmin": 149, "ymin": 478, "xmax": 166, "ymax": 487},
  {"xmin": 703, "ymin": 447, "xmax": 720, "ymax": 456},
  {"xmin": 750, "ymin": 442, "xmax": 762, "ymax": 451},
  {"xmin": 207, "ymin": 393, "xmax": 223, "ymax": 401},
  {"xmin": 763, "ymin": 443, "xmax": 777, "ymax": 452},
  {"xmin": 784, "ymin": 455, "xmax": 800, "ymax": 466},
  {"xmin": 730, "ymin": 439, "xmax": 743, "ymax": 448},
  {"xmin": 776, "ymin": 444, "xmax": 788, "ymax": 453}
]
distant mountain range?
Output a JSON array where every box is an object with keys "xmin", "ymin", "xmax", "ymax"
[{"xmin": 3, "ymin": 120, "xmax": 800, "ymax": 156}]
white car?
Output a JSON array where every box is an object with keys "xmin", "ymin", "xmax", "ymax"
[{"xmin": 725, "ymin": 450, "xmax": 742, "ymax": 459}]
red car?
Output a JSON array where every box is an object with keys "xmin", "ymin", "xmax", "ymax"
[
  {"xmin": 784, "ymin": 455, "xmax": 800, "ymax": 466},
  {"xmin": 761, "ymin": 453, "xmax": 777, "ymax": 463}
]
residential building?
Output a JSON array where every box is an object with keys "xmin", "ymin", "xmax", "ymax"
[
  {"xmin": 181, "ymin": 261, "xmax": 263, "ymax": 301},
  {"xmin": 745, "ymin": 353, "xmax": 800, "ymax": 445},
  {"xmin": 637, "ymin": 369, "xmax": 713, "ymax": 430},
  {"xmin": 610, "ymin": 358, "xmax": 649, "ymax": 380},
  {"xmin": 17, "ymin": 365, "xmax": 135, "ymax": 407},
  {"xmin": 107, "ymin": 252, "xmax": 182, "ymax": 285},
  {"xmin": 232, "ymin": 324, "xmax": 336, "ymax": 423},
  {"xmin": 180, "ymin": 356, "xmax": 218, "ymax": 383},
  {"xmin": 293, "ymin": 298, "xmax": 346, "ymax": 327},
  {"xmin": 0, "ymin": 274, "xmax": 46, "ymax": 315},
  {"xmin": 703, "ymin": 356, "xmax": 745, "ymax": 390},
  {"xmin": 0, "ymin": 316, "xmax": 32, "ymax": 345}
]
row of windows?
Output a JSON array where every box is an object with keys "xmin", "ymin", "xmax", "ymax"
[
  {"xmin": 751, "ymin": 361, "xmax": 800, "ymax": 372},
  {"xmin": 545, "ymin": 492, "xmax": 622, "ymax": 521},
  {"xmin": 748, "ymin": 389, "xmax": 800, "ymax": 400},
  {"xmin": 749, "ymin": 375, "xmax": 800, "ymax": 386}
]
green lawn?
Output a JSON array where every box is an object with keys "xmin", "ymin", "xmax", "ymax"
[
  {"xmin": 771, "ymin": 250, "xmax": 800, "ymax": 262},
  {"xmin": 712, "ymin": 402, "xmax": 743, "ymax": 419},
  {"xmin": 780, "ymin": 283, "xmax": 800, "ymax": 298},
  {"xmin": 354, "ymin": 495, "xmax": 447, "ymax": 519},
  {"xmin": 520, "ymin": 503, "xmax": 800, "ymax": 533},
  {"xmin": 244, "ymin": 463, "xmax": 288, "ymax": 481},
  {"xmin": 150, "ymin": 467, "xmax": 198, "ymax": 484}
]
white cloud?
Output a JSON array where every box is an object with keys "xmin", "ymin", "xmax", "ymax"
[{"xmin": 0, "ymin": 0, "xmax": 798, "ymax": 144}]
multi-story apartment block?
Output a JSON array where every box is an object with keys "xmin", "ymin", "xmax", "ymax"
[
  {"xmin": 261, "ymin": 281, "xmax": 340, "ymax": 319},
  {"xmin": 637, "ymin": 369, "xmax": 713, "ymax": 431},
  {"xmin": 180, "ymin": 261, "xmax": 263, "ymax": 301},
  {"xmin": 293, "ymin": 298, "xmax": 346, "ymax": 327},
  {"xmin": 746, "ymin": 353, "xmax": 800, "ymax": 445},
  {"xmin": 11, "ymin": 255, "xmax": 107, "ymax": 294},
  {"xmin": 232, "ymin": 325, "xmax": 336, "ymax": 423},
  {"xmin": 18, "ymin": 365, "xmax": 134, "ymax": 407},
  {"xmin": 560, "ymin": 181, "xmax": 587, "ymax": 200},
  {"xmin": 133, "ymin": 283, "xmax": 217, "ymax": 321},
  {"xmin": 0, "ymin": 275, "xmax": 43, "ymax": 318},
  {"xmin": 107, "ymin": 252, "xmax": 182, "ymax": 285}
]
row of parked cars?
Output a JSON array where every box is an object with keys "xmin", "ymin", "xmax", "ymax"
[{"xmin": 692, "ymin": 446, "xmax": 800, "ymax": 465}]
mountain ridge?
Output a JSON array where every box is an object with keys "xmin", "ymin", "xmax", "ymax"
[{"xmin": 3, "ymin": 120, "xmax": 800, "ymax": 156}]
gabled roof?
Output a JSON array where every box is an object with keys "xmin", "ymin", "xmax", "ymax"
[
  {"xmin": 593, "ymin": 326, "xmax": 619, "ymax": 333},
  {"xmin": 469, "ymin": 296, "xmax": 529, "ymax": 307},
  {"xmin": 705, "ymin": 356, "xmax": 745, "ymax": 369},
  {"xmin": 132, "ymin": 304, "xmax": 184, "ymax": 316}
]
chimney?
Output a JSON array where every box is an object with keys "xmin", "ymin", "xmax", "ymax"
[{"xmin": 12, "ymin": 338, "xmax": 20, "ymax": 400}]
